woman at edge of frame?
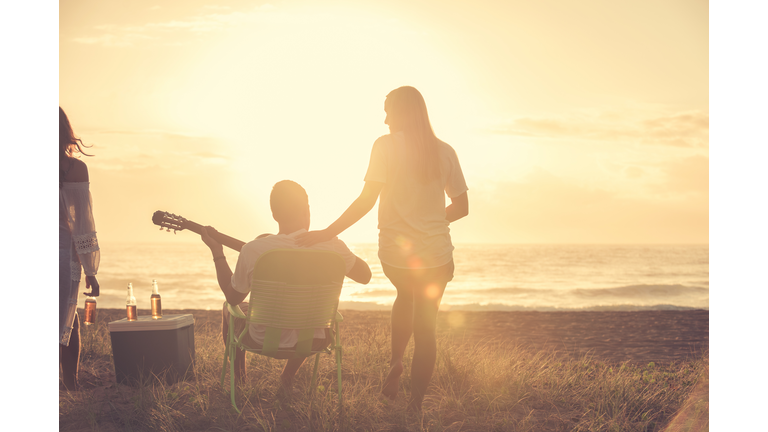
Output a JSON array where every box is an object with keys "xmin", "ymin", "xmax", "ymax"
[{"xmin": 59, "ymin": 107, "xmax": 101, "ymax": 391}]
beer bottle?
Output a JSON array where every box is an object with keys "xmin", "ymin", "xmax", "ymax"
[
  {"xmin": 126, "ymin": 283, "xmax": 137, "ymax": 321},
  {"xmin": 150, "ymin": 279, "xmax": 162, "ymax": 319}
]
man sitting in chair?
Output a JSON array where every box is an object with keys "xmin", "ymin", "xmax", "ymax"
[{"xmin": 200, "ymin": 180, "xmax": 372, "ymax": 388}]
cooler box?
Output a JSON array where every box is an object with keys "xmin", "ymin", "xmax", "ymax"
[{"xmin": 108, "ymin": 314, "xmax": 195, "ymax": 385}]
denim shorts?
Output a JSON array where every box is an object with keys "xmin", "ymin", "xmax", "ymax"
[{"xmin": 381, "ymin": 259, "xmax": 455, "ymax": 288}]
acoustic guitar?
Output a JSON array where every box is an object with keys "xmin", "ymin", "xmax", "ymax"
[{"xmin": 151, "ymin": 210, "xmax": 246, "ymax": 252}]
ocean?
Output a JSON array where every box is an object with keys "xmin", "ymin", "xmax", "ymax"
[{"xmin": 89, "ymin": 242, "xmax": 708, "ymax": 312}]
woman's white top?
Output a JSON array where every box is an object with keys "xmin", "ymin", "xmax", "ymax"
[
  {"xmin": 59, "ymin": 182, "xmax": 100, "ymax": 276},
  {"xmin": 364, "ymin": 132, "xmax": 468, "ymax": 269}
]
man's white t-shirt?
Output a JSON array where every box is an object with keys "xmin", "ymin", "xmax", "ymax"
[
  {"xmin": 364, "ymin": 132, "xmax": 468, "ymax": 269},
  {"xmin": 231, "ymin": 229, "xmax": 357, "ymax": 348}
]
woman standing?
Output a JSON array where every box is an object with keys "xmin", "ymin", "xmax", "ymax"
[
  {"xmin": 59, "ymin": 107, "xmax": 100, "ymax": 391},
  {"xmin": 297, "ymin": 86, "xmax": 469, "ymax": 411}
]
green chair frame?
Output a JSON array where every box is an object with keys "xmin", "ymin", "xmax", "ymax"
[{"xmin": 220, "ymin": 248, "xmax": 347, "ymax": 414}]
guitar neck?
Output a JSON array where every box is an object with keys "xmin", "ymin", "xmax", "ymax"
[{"xmin": 182, "ymin": 220, "xmax": 246, "ymax": 252}]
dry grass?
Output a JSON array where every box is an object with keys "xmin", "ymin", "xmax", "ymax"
[{"xmin": 60, "ymin": 309, "xmax": 708, "ymax": 431}]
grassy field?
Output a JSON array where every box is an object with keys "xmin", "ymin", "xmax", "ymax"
[{"xmin": 59, "ymin": 309, "xmax": 708, "ymax": 431}]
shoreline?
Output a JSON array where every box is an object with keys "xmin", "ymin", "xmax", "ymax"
[{"xmin": 93, "ymin": 308, "xmax": 708, "ymax": 365}]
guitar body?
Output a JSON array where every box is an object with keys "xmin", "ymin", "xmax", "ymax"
[{"xmin": 152, "ymin": 211, "xmax": 246, "ymax": 251}]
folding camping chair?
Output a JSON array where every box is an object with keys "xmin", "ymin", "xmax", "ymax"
[{"xmin": 220, "ymin": 248, "xmax": 346, "ymax": 413}]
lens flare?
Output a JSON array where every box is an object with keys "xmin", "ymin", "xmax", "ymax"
[
  {"xmin": 407, "ymin": 256, "xmax": 423, "ymax": 269},
  {"xmin": 395, "ymin": 235, "xmax": 413, "ymax": 251},
  {"xmin": 425, "ymin": 283, "xmax": 441, "ymax": 300}
]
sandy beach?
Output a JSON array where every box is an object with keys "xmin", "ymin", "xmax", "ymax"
[{"xmin": 103, "ymin": 308, "xmax": 708, "ymax": 365}]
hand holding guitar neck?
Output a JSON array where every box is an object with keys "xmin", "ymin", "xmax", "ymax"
[
  {"xmin": 200, "ymin": 225, "xmax": 224, "ymax": 255},
  {"xmin": 151, "ymin": 210, "xmax": 246, "ymax": 252}
]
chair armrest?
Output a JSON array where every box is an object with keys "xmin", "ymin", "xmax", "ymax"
[
  {"xmin": 335, "ymin": 311, "xmax": 344, "ymax": 322},
  {"xmin": 225, "ymin": 302, "xmax": 247, "ymax": 319}
]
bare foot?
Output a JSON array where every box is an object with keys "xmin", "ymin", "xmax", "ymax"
[
  {"xmin": 277, "ymin": 384, "xmax": 301, "ymax": 400},
  {"xmin": 381, "ymin": 361, "xmax": 403, "ymax": 400},
  {"xmin": 277, "ymin": 375, "xmax": 305, "ymax": 400},
  {"xmin": 407, "ymin": 397, "xmax": 423, "ymax": 413}
]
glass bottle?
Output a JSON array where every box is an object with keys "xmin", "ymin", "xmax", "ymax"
[
  {"xmin": 84, "ymin": 296, "xmax": 97, "ymax": 325},
  {"xmin": 150, "ymin": 279, "xmax": 162, "ymax": 319},
  {"xmin": 126, "ymin": 283, "xmax": 137, "ymax": 321}
]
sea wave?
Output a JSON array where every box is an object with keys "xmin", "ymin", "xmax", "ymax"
[
  {"xmin": 571, "ymin": 284, "xmax": 708, "ymax": 297},
  {"xmin": 93, "ymin": 243, "xmax": 708, "ymax": 311},
  {"xmin": 438, "ymin": 303, "xmax": 707, "ymax": 312},
  {"xmin": 431, "ymin": 284, "xmax": 707, "ymax": 297},
  {"xmin": 336, "ymin": 301, "xmax": 707, "ymax": 312},
  {"xmin": 342, "ymin": 284, "xmax": 709, "ymax": 311}
]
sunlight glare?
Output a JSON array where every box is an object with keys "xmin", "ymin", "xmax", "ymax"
[{"xmin": 154, "ymin": 7, "xmax": 469, "ymax": 232}]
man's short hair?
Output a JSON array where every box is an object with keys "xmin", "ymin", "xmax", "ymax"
[{"xmin": 270, "ymin": 180, "xmax": 309, "ymax": 219}]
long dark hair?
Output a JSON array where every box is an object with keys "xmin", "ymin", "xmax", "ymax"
[
  {"xmin": 59, "ymin": 107, "xmax": 92, "ymax": 160},
  {"xmin": 385, "ymin": 86, "xmax": 440, "ymax": 183},
  {"xmin": 60, "ymin": 107, "xmax": 93, "ymax": 185}
]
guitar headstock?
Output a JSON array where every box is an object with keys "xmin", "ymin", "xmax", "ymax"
[{"xmin": 152, "ymin": 211, "xmax": 188, "ymax": 233}]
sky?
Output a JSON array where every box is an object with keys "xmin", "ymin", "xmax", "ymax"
[{"xmin": 58, "ymin": 0, "xmax": 709, "ymax": 245}]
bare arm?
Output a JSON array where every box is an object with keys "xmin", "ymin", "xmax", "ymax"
[
  {"xmin": 346, "ymin": 256, "xmax": 372, "ymax": 284},
  {"xmin": 446, "ymin": 191, "xmax": 469, "ymax": 223},
  {"xmin": 201, "ymin": 226, "xmax": 248, "ymax": 305},
  {"xmin": 327, "ymin": 180, "xmax": 383, "ymax": 235},
  {"xmin": 295, "ymin": 181, "xmax": 384, "ymax": 247}
]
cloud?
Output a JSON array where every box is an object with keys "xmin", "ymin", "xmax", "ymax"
[
  {"xmin": 72, "ymin": 33, "xmax": 154, "ymax": 47},
  {"xmin": 491, "ymin": 110, "xmax": 708, "ymax": 148},
  {"xmin": 71, "ymin": 4, "xmax": 279, "ymax": 47},
  {"xmin": 654, "ymin": 155, "xmax": 709, "ymax": 195},
  {"xmin": 452, "ymin": 167, "xmax": 708, "ymax": 244},
  {"xmin": 203, "ymin": 5, "xmax": 232, "ymax": 11},
  {"xmin": 624, "ymin": 166, "xmax": 644, "ymax": 179},
  {"xmin": 193, "ymin": 151, "xmax": 229, "ymax": 165},
  {"xmin": 83, "ymin": 129, "xmax": 265, "ymax": 244},
  {"xmin": 80, "ymin": 129, "xmax": 229, "ymax": 171}
]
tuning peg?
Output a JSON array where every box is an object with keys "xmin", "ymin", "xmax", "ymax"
[
  {"xmin": 166, "ymin": 228, "xmax": 171, "ymax": 232},
  {"xmin": 159, "ymin": 227, "xmax": 163, "ymax": 230}
]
